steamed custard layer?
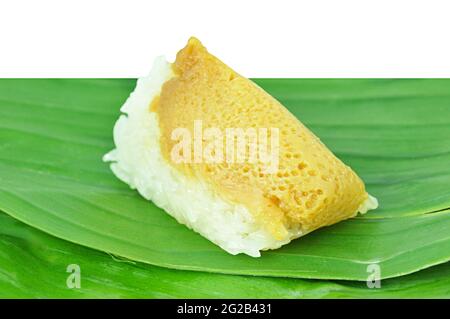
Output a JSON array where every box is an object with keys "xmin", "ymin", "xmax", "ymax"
[{"xmin": 155, "ymin": 37, "xmax": 369, "ymax": 238}]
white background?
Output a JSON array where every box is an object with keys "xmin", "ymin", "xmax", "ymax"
[{"xmin": 0, "ymin": 0, "xmax": 449, "ymax": 77}]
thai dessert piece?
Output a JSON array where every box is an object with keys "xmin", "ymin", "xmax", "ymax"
[{"xmin": 104, "ymin": 37, "xmax": 378, "ymax": 257}]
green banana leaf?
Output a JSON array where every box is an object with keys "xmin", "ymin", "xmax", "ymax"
[
  {"xmin": 0, "ymin": 79, "xmax": 449, "ymax": 281},
  {"xmin": 1, "ymin": 212, "xmax": 449, "ymax": 298}
]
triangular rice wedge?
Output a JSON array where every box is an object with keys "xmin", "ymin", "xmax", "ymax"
[{"xmin": 104, "ymin": 37, "xmax": 377, "ymax": 257}]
